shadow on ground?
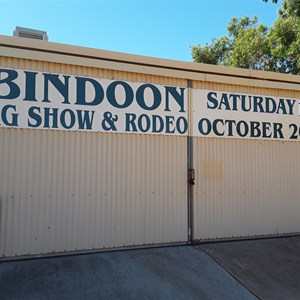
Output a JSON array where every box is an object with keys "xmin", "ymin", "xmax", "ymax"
[
  {"xmin": 1, "ymin": 236, "xmax": 300, "ymax": 299},
  {"xmin": 198, "ymin": 236, "xmax": 300, "ymax": 300}
]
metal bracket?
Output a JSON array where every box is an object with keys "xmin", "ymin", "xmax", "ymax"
[{"xmin": 188, "ymin": 168, "xmax": 195, "ymax": 185}]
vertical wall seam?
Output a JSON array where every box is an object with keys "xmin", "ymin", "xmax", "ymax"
[{"xmin": 187, "ymin": 79, "xmax": 194, "ymax": 243}]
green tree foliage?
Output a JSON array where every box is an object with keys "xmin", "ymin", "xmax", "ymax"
[
  {"xmin": 264, "ymin": 0, "xmax": 300, "ymax": 17},
  {"xmin": 191, "ymin": 0, "xmax": 300, "ymax": 74}
]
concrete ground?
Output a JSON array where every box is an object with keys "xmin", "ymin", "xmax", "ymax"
[
  {"xmin": 199, "ymin": 236, "xmax": 300, "ymax": 300},
  {"xmin": 1, "ymin": 236, "xmax": 300, "ymax": 300}
]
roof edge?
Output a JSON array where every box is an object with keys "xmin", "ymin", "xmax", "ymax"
[{"xmin": 1, "ymin": 35, "xmax": 300, "ymax": 84}]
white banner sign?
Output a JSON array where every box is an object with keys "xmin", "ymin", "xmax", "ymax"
[
  {"xmin": 1, "ymin": 68, "xmax": 300, "ymax": 141},
  {"xmin": 0, "ymin": 68, "xmax": 188, "ymax": 136},
  {"xmin": 193, "ymin": 89, "xmax": 300, "ymax": 141}
]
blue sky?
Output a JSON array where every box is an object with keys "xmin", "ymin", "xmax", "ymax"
[{"xmin": 1, "ymin": 0, "xmax": 282, "ymax": 62}]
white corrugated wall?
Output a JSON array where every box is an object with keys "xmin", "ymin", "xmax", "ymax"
[
  {"xmin": 192, "ymin": 81, "xmax": 300, "ymax": 240},
  {"xmin": 193, "ymin": 134, "xmax": 300, "ymax": 240},
  {"xmin": 0, "ymin": 129, "xmax": 187, "ymax": 257},
  {"xmin": 0, "ymin": 56, "xmax": 188, "ymax": 258}
]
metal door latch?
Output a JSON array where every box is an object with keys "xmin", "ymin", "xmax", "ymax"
[{"xmin": 188, "ymin": 169, "xmax": 195, "ymax": 185}]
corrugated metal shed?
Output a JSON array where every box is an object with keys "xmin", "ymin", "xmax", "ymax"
[{"xmin": 0, "ymin": 35, "xmax": 300, "ymax": 259}]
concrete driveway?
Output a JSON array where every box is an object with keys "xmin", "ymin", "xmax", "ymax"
[
  {"xmin": 199, "ymin": 236, "xmax": 300, "ymax": 300},
  {"xmin": 1, "ymin": 236, "xmax": 300, "ymax": 299}
]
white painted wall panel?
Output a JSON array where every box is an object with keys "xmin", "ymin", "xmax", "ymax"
[
  {"xmin": 193, "ymin": 137, "xmax": 300, "ymax": 240},
  {"xmin": 0, "ymin": 129, "xmax": 187, "ymax": 258}
]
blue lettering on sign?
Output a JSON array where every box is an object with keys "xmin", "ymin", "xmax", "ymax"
[
  {"xmin": 125, "ymin": 113, "xmax": 188, "ymax": 134},
  {"xmin": 206, "ymin": 91, "xmax": 297, "ymax": 116},
  {"xmin": 0, "ymin": 68, "xmax": 185, "ymax": 110},
  {"xmin": 75, "ymin": 76, "xmax": 104, "ymax": 106},
  {"xmin": 136, "ymin": 84, "xmax": 161, "ymax": 111},
  {"xmin": 197, "ymin": 118, "xmax": 285, "ymax": 139},
  {"xmin": 24, "ymin": 71, "xmax": 38, "ymax": 102},
  {"xmin": 0, "ymin": 69, "xmax": 20, "ymax": 99},
  {"xmin": 165, "ymin": 86, "xmax": 185, "ymax": 112},
  {"xmin": 1, "ymin": 104, "xmax": 18, "ymax": 126},
  {"xmin": 43, "ymin": 73, "xmax": 71, "ymax": 104},
  {"xmin": 107, "ymin": 81, "xmax": 134, "ymax": 108},
  {"xmin": 1, "ymin": 68, "xmax": 300, "ymax": 140},
  {"xmin": 28, "ymin": 106, "xmax": 42, "ymax": 128},
  {"xmin": 27, "ymin": 106, "xmax": 96, "ymax": 130},
  {"xmin": 0, "ymin": 68, "xmax": 187, "ymax": 135}
]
